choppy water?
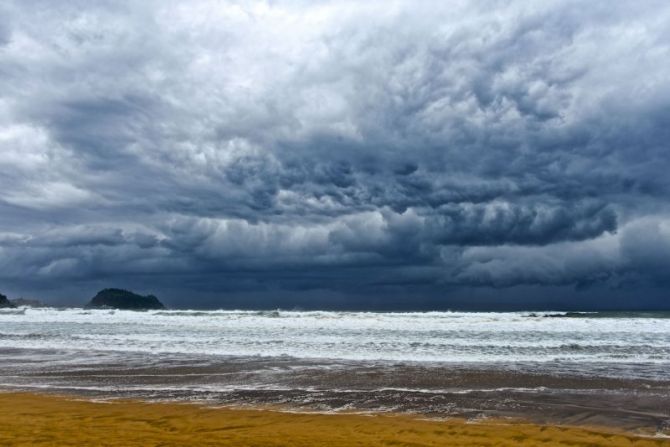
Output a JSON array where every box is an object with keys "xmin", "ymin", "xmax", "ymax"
[
  {"xmin": 1, "ymin": 308, "xmax": 669, "ymax": 372},
  {"xmin": 3, "ymin": 307, "xmax": 670, "ymax": 428}
]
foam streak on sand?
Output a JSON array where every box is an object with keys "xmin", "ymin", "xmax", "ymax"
[{"xmin": 1, "ymin": 392, "xmax": 669, "ymax": 447}]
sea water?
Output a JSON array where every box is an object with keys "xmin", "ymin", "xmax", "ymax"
[{"xmin": 2, "ymin": 308, "xmax": 669, "ymax": 376}]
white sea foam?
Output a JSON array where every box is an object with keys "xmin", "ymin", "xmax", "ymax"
[{"xmin": 1, "ymin": 308, "xmax": 669, "ymax": 365}]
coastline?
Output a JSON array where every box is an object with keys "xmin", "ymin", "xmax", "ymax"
[
  {"xmin": 3, "ymin": 309, "xmax": 670, "ymax": 444},
  {"xmin": 3, "ymin": 348, "xmax": 670, "ymax": 434},
  {"xmin": 2, "ymin": 392, "xmax": 669, "ymax": 447}
]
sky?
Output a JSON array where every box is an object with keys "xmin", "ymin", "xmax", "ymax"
[{"xmin": 1, "ymin": 0, "xmax": 669, "ymax": 310}]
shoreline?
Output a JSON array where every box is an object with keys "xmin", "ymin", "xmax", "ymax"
[
  {"xmin": 2, "ymin": 391, "xmax": 669, "ymax": 446},
  {"xmin": 3, "ymin": 348, "xmax": 670, "ymax": 434}
]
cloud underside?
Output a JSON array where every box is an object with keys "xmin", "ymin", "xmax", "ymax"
[{"xmin": 0, "ymin": 1, "xmax": 669, "ymax": 306}]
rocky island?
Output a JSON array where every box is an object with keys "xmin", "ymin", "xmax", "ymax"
[
  {"xmin": 0, "ymin": 292, "xmax": 16, "ymax": 308},
  {"xmin": 85, "ymin": 288, "xmax": 165, "ymax": 310}
]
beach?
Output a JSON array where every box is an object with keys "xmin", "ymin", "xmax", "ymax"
[
  {"xmin": 2, "ymin": 309, "xmax": 670, "ymax": 444},
  {"xmin": 2, "ymin": 392, "xmax": 669, "ymax": 447},
  {"xmin": 3, "ymin": 349, "xmax": 670, "ymax": 434}
]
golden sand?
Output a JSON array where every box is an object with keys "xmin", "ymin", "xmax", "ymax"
[{"xmin": 0, "ymin": 392, "xmax": 668, "ymax": 446}]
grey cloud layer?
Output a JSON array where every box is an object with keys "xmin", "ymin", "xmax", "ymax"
[{"xmin": 1, "ymin": 0, "xmax": 669, "ymax": 307}]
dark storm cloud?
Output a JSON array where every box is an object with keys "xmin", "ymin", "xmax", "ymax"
[{"xmin": 0, "ymin": 0, "xmax": 669, "ymax": 308}]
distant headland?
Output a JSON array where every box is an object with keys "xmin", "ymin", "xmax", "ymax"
[
  {"xmin": 1, "ymin": 288, "xmax": 165, "ymax": 310},
  {"xmin": 0, "ymin": 292, "xmax": 15, "ymax": 308},
  {"xmin": 85, "ymin": 288, "xmax": 166, "ymax": 310},
  {"xmin": 1, "ymin": 294, "xmax": 46, "ymax": 308}
]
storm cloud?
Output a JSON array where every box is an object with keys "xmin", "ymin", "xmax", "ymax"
[{"xmin": 1, "ymin": 0, "xmax": 669, "ymax": 308}]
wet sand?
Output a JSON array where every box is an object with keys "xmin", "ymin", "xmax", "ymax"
[
  {"xmin": 2, "ymin": 392, "xmax": 669, "ymax": 447},
  {"xmin": 3, "ymin": 349, "xmax": 670, "ymax": 434}
]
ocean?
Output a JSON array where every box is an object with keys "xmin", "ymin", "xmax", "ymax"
[
  {"xmin": 2, "ymin": 307, "xmax": 670, "ymax": 428},
  {"xmin": 2, "ymin": 308, "xmax": 670, "ymax": 376}
]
